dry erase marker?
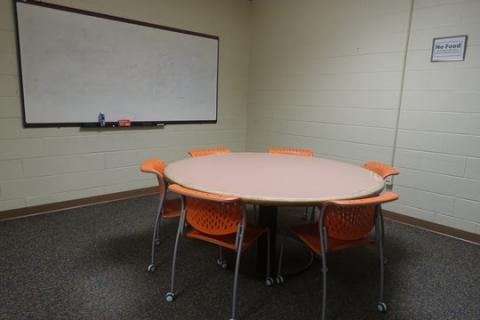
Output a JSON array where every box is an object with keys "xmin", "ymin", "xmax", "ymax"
[{"xmin": 98, "ymin": 112, "xmax": 105, "ymax": 127}]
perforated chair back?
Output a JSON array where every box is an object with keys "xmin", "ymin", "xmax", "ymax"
[
  {"xmin": 323, "ymin": 192, "xmax": 399, "ymax": 241},
  {"xmin": 362, "ymin": 161, "xmax": 399, "ymax": 180},
  {"xmin": 325, "ymin": 206, "xmax": 376, "ymax": 241},
  {"xmin": 188, "ymin": 147, "xmax": 231, "ymax": 157},
  {"xmin": 268, "ymin": 147, "xmax": 313, "ymax": 157},
  {"xmin": 168, "ymin": 184, "xmax": 242, "ymax": 236},
  {"xmin": 186, "ymin": 198, "xmax": 242, "ymax": 235}
]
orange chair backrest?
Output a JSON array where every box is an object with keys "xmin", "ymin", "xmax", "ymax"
[
  {"xmin": 323, "ymin": 192, "xmax": 399, "ymax": 241},
  {"xmin": 268, "ymin": 147, "xmax": 313, "ymax": 157},
  {"xmin": 186, "ymin": 198, "xmax": 242, "ymax": 236},
  {"xmin": 188, "ymin": 147, "xmax": 231, "ymax": 157},
  {"xmin": 362, "ymin": 161, "xmax": 399, "ymax": 180},
  {"xmin": 140, "ymin": 159, "xmax": 167, "ymax": 192},
  {"xmin": 168, "ymin": 184, "xmax": 242, "ymax": 236}
]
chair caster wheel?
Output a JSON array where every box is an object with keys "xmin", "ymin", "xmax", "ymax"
[
  {"xmin": 383, "ymin": 257, "xmax": 388, "ymax": 265},
  {"xmin": 276, "ymin": 275, "xmax": 284, "ymax": 284},
  {"xmin": 155, "ymin": 239, "xmax": 161, "ymax": 246},
  {"xmin": 165, "ymin": 292, "xmax": 176, "ymax": 302},
  {"xmin": 377, "ymin": 302, "xmax": 387, "ymax": 313},
  {"xmin": 147, "ymin": 264, "xmax": 156, "ymax": 272},
  {"xmin": 216, "ymin": 258, "xmax": 228, "ymax": 269},
  {"xmin": 265, "ymin": 277, "xmax": 274, "ymax": 286}
]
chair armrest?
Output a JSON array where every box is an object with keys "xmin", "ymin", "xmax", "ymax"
[{"xmin": 328, "ymin": 192, "xmax": 399, "ymax": 207}]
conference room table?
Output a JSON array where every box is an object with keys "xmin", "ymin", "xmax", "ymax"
[{"xmin": 164, "ymin": 152, "xmax": 384, "ymax": 276}]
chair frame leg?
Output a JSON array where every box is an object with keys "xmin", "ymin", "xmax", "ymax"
[
  {"xmin": 303, "ymin": 207, "xmax": 310, "ymax": 220},
  {"xmin": 166, "ymin": 196, "xmax": 186, "ymax": 300},
  {"xmin": 319, "ymin": 226, "xmax": 328, "ymax": 320},
  {"xmin": 376, "ymin": 206, "xmax": 386, "ymax": 311},
  {"xmin": 276, "ymin": 233, "xmax": 286, "ymax": 282},
  {"xmin": 310, "ymin": 206, "xmax": 317, "ymax": 222},
  {"xmin": 148, "ymin": 194, "xmax": 165, "ymax": 271},
  {"xmin": 318, "ymin": 206, "xmax": 328, "ymax": 320},
  {"xmin": 230, "ymin": 211, "xmax": 246, "ymax": 320},
  {"xmin": 217, "ymin": 246, "xmax": 228, "ymax": 269},
  {"xmin": 265, "ymin": 229, "xmax": 273, "ymax": 285}
]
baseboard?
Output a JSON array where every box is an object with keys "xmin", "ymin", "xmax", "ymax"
[
  {"xmin": 383, "ymin": 210, "xmax": 479, "ymax": 245},
  {"xmin": 0, "ymin": 187, "xmax": 158, "ymax": 222},
  {"xmin": 1, "ymin": 190, "xmax": 478, "ymax": 245}
]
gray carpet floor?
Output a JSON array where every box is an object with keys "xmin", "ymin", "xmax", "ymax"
[{"xmin": 0, "ymin": 196, "xmax": 479, "ymax": 320}]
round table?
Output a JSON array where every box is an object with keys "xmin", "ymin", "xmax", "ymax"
[{"xmin": 165, "ymin": 152, "xmax": 384, "ymax": 276}]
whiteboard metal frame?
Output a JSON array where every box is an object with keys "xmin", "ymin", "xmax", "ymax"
[{"xmin": 13, "ymin": 0, "xmax": 219, "ymax": 128}]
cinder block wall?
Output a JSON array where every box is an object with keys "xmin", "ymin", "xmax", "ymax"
[
  {"xmin": 390, "ymin": 0, "xmax": 480, "ymax": 233},
  {"xmin": 0, "ymin": 0, "xmax": 251, "ymax": 210},
  {"xmin": 247, "ymin": 0, "xmax": 480, "ymax": 233}
]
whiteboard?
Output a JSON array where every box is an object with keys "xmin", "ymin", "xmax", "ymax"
[{"xmin": 15, "ymin": 1, "xmax": 219, "ymax": 126}]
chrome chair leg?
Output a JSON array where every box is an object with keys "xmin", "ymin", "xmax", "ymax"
[
  {"xmin": 165, "ymin": 198, "xmax": 186, "ymax": 303},
  {"xmin": 265, "ymin": 230, "xmax": 274, "ymax": 286},
  {"xmin": 217, "ymin": 246, "xmax": 228, "ymax": 269},
  {"xmin": 276, "ymin": 233, "xmax": 286, "ymax": 284},
  {"xmin": 310, "ymin": 206, "xmax": 316, "ymax": 223},
  {"xmin": 376, "ymin": 209, "xmax": 387, "ymax": 312},
  {"xmin": 230, "ymin": 223, "xmax": 245, "ymax": 320},
  {"xmin": 303, "ymin": 207, "xmax": 310, "ymax": 220},
  {"xmin": 147, "ymin": 195, "xmax": 165, "ymax": 272},
  {"xmin": 319, "ymin": 225, "xmax": 328, "ymax": 320}
]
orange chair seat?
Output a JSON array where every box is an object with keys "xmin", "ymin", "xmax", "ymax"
[
  {"xmin": 185, "ymin": 224, "xmax": 266, "ymax": 252},
  {"xmin": 163, "ymin": 198, "xmax": 182, "ymax": 218},
  {"xmin": 290, "ymin": 224, "xmax": 372, "ymax": 255}
]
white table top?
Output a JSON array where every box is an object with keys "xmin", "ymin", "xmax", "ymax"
[{"xmin": 165, "ymin": 152, "xmax": 384, "ymax": 205}]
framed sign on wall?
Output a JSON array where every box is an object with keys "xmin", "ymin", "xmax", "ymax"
[{"xmin": 431, "ymin": 35, "xmax": 467, "ymax": 62}]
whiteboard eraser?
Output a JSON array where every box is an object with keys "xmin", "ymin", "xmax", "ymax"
[{"xmin": 118, "ymin": 119, "xmax": 131, "ymax": 127}]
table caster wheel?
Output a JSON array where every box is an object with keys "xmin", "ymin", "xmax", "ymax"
[
  {"xmin": 265, "ymin": 277, "xmax": 274, "ymax": 286},
  {"xmin": 216, "ymin": 258, "xmax": 228, "ymax": 269},
  {"xmin": 377, "ymin": 302, "xmax": 387, "ymax": 313},
  {"xmin": 147, "ymin": 264, "xmax": 156, "ymax": 272},
  {"xmin": 165, "ymin": 292, "xmax": 176, "ymax": 302},
  {"xmin": 276, "ymin": 275, "xmax": 284, "ymax": 284},
  {"xmin": 155, "ymin": 239, "xmax": 161, "ymax": 246}
]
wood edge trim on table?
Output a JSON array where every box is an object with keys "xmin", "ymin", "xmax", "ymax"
[
  {"xmin": 0, "ymin": 186, "xmax": 158, "ymax": 222},
  {"xmin": 383, "ymin": 210, "xmax": 479, "ymax": 245}
]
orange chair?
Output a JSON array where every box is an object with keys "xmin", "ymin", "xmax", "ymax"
[
  {"xmin": 140, "ymin": 159, "xmax": 182, "ymax": 272},
  {"xmin": 362, "ymin": 161, "xmax": 400, "ymax": 181},
  {"xmin": 268, "ymin": 146, "xmax": 315, "ymax": 221},
  {"xmin": 362, "ymin": 161, "xmax": 400, "ymax": 244},
  {"xmin": 277, "ymin": 192, "xmax": 399, "ymax": 320},
  {"xmin": 188, "ymin": 146, "xmax": 231, "ymax": 157},
  {"xmin": 188, "ymin": 146, "xmax": 232, "ymax": 267},
  {"xmin": 268, "ymin": 146, "xmax": 314, "ymax": 157},
  {"xmin": 165, "ymin": 184, "xmax": 273, "ymax": 320}
]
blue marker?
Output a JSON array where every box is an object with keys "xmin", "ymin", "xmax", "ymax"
[{"xmin": 98, "ymin": 112, "xmax": 105, "ymax": 127}]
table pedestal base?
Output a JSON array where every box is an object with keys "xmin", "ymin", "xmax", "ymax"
[
  {"xmin": 225, "ymin": 204, "xmax": 314, "ymax": 278},
  {"xmin": 225, "ymin": 236, "xmax": 313, "ymax": 278}
]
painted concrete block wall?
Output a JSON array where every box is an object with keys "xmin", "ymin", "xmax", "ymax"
[
  {"xmin": 0, "ymin": 0, "xmax": 250, "ymax": 210},
  {"xmin": 247, "ymin": 0, "xmax": 480, "ymax": 234},
  {"xmin": 391, "ymin": 0, "xmax": 480, "ymax": 234},
  {"xmin": 247, "ymin": 0, "xmax": 410, "ymax": 165}
]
